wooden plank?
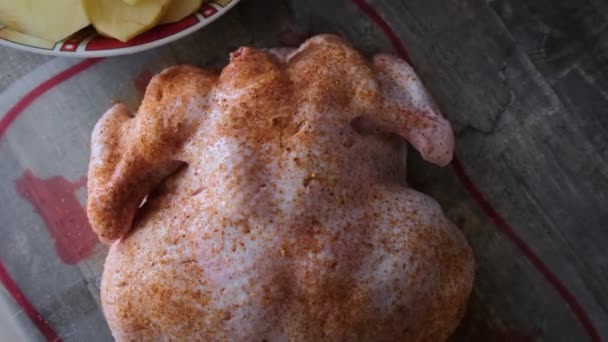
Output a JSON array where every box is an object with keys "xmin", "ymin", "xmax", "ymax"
[{"xmin": 367, "ymin": 0, "xmax": 608, "ymax": 339}]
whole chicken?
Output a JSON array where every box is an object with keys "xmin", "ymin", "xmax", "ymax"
[{"xmin": 87, "ymin": 34, "xmax": 474, "ymax": 341}]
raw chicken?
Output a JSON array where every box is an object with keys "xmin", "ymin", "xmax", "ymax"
[{"xmin": 87, "ymin": 34, "xmax": 474, "ymax": 341}]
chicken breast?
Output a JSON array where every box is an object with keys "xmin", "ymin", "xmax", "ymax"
[{"xmin": 87, "ymin": 34, "xmax": 473, "ymax": 341}]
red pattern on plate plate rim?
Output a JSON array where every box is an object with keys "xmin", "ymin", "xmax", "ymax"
[
  {"xmin": 57, "ymin": 1, "xmax": 223, "ymax": 52},
  {"xmin": 60, "ymin": 28, "xmax": 92, "ymax": 52},
  {"xmin": 0, "ymin": 0, "xmax": 231, "ymax": 55},
  {"xmin": 85, "ymin": 15, "xmax": 200, "ymax": 51},
  {"xmin": 200, "ymin": 3, "xmax": 219, "ymax": 18}
]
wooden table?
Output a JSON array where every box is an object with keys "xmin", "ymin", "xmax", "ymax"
[{"xmin": 0, "ymin": 0, "xmax": 605, "ymax": 341}]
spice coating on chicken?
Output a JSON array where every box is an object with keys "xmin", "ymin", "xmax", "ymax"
[{"xmin": 87, "ymin": 34, "xmax": 473, "ymax": 341}]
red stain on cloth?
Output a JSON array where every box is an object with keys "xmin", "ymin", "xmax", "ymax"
[{"xmin": 15, "ymin": 169, "xmax": 97, "ymax": 265}]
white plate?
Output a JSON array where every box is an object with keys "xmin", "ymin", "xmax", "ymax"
[{"xmin": 0, "ymin": 0, "xmax": 240, "ymax": 58}]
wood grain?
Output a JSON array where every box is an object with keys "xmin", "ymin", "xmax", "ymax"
[{"xmin": 370, "ymin": 0, "xmax": 608, "ymax": 339}]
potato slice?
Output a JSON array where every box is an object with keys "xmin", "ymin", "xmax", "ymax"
[
  {"xmin": 0, "ymin": 28, "xmax": 55, "ymax": 49},
  {"xmin": 0, "ymin": 0, "xmax": 89, "ymax": 42},
  {"xmin": 159, "ymin": 0, "xmax": 203, "ymax": 24},
  {"xmin": 122, "ymin": 0, "xmax": 143, "ymax": 4},
  {"xmin": 84, "ymin": 0, "xmax": 171, "ymax": 42}
]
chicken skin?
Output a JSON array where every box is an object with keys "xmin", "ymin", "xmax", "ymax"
[{"xmin": 87, "ymin": 34, "xmax": 474, "ymax": 341}]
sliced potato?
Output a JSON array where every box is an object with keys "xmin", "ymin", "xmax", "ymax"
[
  {"xmin": 159, "ymin": 0, "xmax": 203, "ymax": 24},
  {"xmin": 0, "ymin": 0, "xmax": 89, "ymax": 42},
  {"xmin": 0, "ymin": 28, "xmax": 55, "ymax": 49},
  {"xmin": 121, "ymin": 0, "xmax": 143, "ymax": 4},
  {"xmin": 84, "ymin": 0, "xmax": 171, "ymax": 42}
]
